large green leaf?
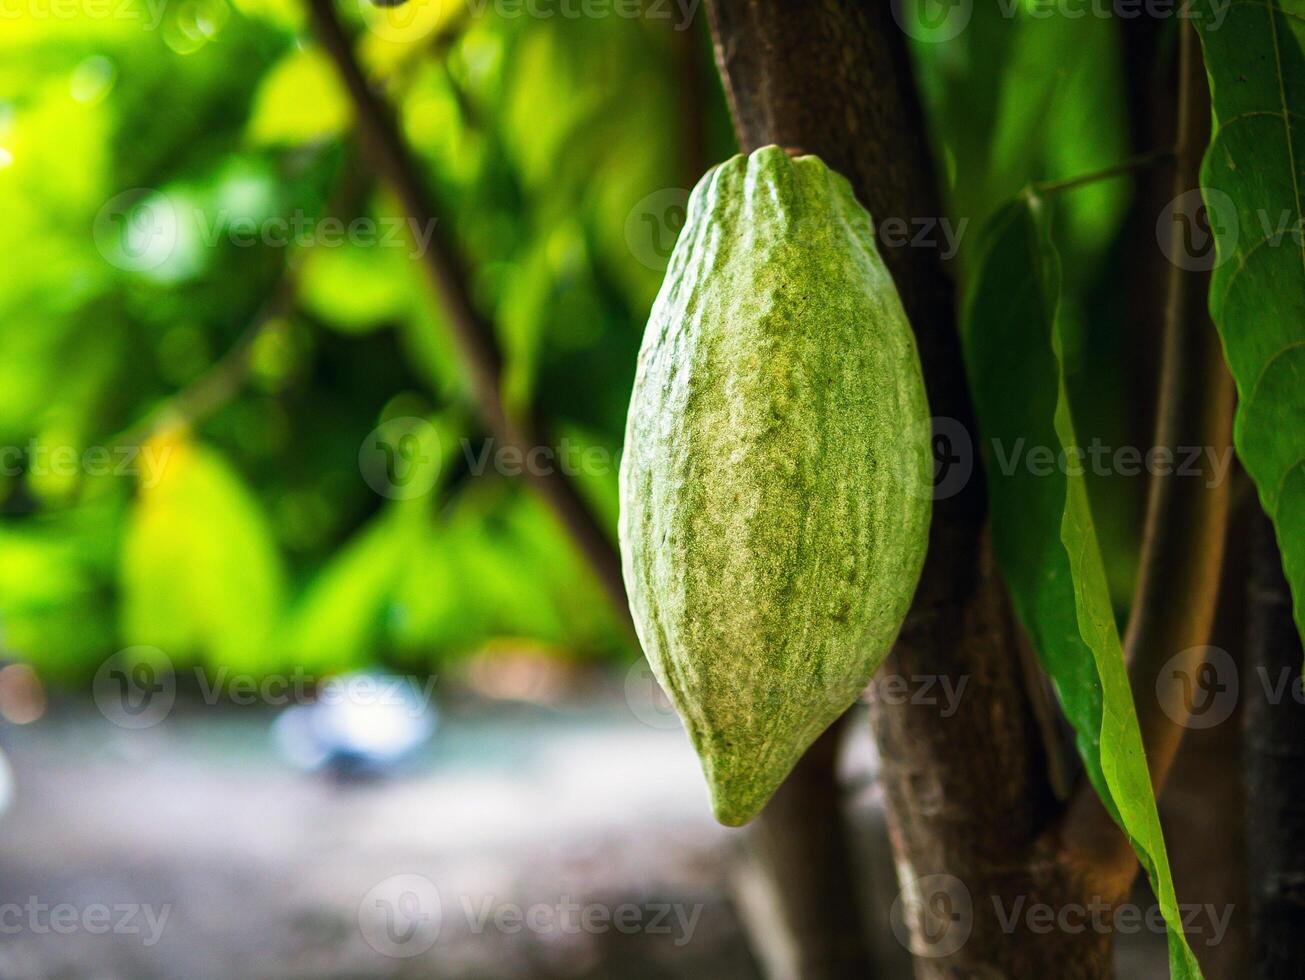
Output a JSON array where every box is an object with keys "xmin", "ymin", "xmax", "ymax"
[
  {"xmin": 245, "ymin": 47, "xmax": 350, "ymax": 146},
  {"xmin": 281, "ymin": 511, "xmax": 403, "ymax": 674},
  {"xmin": 120, "ymin": 434, "xmax": 286, "ymax": 673},
  {"xmin": 0, "ymin": 502, "xmax": 123, "ymax": 681},
  {"xmin": 964, "ymin": 196, "xmax": 1201, "ymax": 979},
  {"xmin": 1196, "ymin": 0, "xmax": 1305, "ymax": 646}
]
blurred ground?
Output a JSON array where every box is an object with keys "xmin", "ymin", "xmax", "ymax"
[
  {"xmin": 0, "ymin": 694, "xmax": 761, "ymax": 979},
  {"xmin": 0, "ymin": 684, "xmax": 1236, "ymax": 979}
]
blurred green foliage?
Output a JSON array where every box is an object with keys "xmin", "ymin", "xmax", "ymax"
[
  {"xmin": 911, "ymin": 8, "xmax": 1146, "ymax": 614},
  {"xmin": 0, "ymin": 0, "xmax": 734, "ymax": 682}
]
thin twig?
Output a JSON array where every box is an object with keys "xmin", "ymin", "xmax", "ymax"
[
  {"xmin": 1030, "ymin": 146, "xmax": 1175, "ymax": 197},
  {"xmin": 305, "ymin": 0, "xmax": 632, "ymax": 628},
  {"xmin": 1059, "ymin": 21, "xmax": 1234, "ymax": 889}
]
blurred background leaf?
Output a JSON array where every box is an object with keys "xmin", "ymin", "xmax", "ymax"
[
  {"xmin": 0, "ymin": 2, "xmax": 731, "ymax": 684},
  {"xmin": 911, "ymin": 4, "xmax": 1148, "ymax": 614}
]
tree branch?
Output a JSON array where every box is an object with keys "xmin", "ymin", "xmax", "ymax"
[
  {"xmin": 305, "ymin": 0, "xmax": 631, "ymax": 626},
  {"xmin": 1059, "ymin": 20, "xmax": 1234, "ymax": 887}
]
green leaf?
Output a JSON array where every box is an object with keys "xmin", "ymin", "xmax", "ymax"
[
  {"xmin": 120, "ymin": 435, "xmax": 286, "ymax": 672},
  {"xmin": 281, "ymin": 511, "xmax": 403, "ymax": 674},
  {"xmin": 298, "ymin": 234, "xmax": 417, "ymax": 333},
  {"xmin": 0, "ymin": 506, "xmax": 121, "ymax": 681},
  {"xmin": 964, "ymin": 197, "xmax": 1202, "ymax": 979},
  {"xmin": 1195, "ymin": 0, "xmax": 1305, "ymax": 648},
  {"xmin": 246, "ymin": 48, "xmax": 350, "ymax": 146}
]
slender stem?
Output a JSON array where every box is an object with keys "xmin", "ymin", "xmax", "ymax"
[
  {"xmin": 1059, "ymin": 20, "xmax": 1234, "ymax": 886},
  {"xmin": 1031, "ymin": 146, "xmax": 1174, "ymax": 197},
  {"xmin": 305, "ymin": 0, "xmax": 631, "ymax": 628}
]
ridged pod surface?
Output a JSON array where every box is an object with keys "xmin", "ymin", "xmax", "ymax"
[{"xmin": 619, "ymin": 146, "xmax": 933, "ymax": 826}]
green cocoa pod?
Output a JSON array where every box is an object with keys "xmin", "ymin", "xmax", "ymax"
[{"xmin": 618, "ymin": 146, "xmax": 933, "ymax": 826}]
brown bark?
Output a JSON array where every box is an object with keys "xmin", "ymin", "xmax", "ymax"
[
  {"xmin": 706, "ymin": 2, "xmax": 1112, "ymax": 976},
  {"xmin": 1245, "ymin": 511, "xmax": 1305, "ymax": 977}
]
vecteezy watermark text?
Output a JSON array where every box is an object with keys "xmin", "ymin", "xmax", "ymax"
[
  {"xmin": 0, "ymin": 898, "xmax": 171, "ymax": 947},
  {"xmin": 465, "ymin": 0, "xmax": 701, "ymax": 29},
  {"xmin": 0, "ymin": 441, "xmax": 172, "ymax": 488},
  {"xmin": 92, "ymin": 649, "xmax": 437, "ymax": 729},
  {"xmin": 1158, "ymin": 646, "xmax": 1305, "ymax": 730},
  {"xmin": 461, "ymin": 895, "xmax": 702, "ymax": 945},
  {"xmin": 93, "ymin": 190, "xmax": 441, "ymax": 274},
  {"xmin": 193, "ymin": 209, "xmax": 439, "ymax": 257},
  {"xmin": 362, "ymin": 417, "xmax": 1236, "ymax": 504},
  {"xmin": 990, "ymin": 895, "xmax": 1232, "ymax": 947},
  {"xmin": 864, "ymin": 673, "xmax": 968, "ymax": 718},
  {"xmin": 877, "ymin": 216, "xmax": 969, "ymax": 261},
  {"xmin": 357, "ymin": 873, "xmax": 703, "ymax": 959},
  {"xmin": 624, "ymin": 658, "xmax": 970, "ymax": 731},
  {"xmin": 892, "ymin": 872, "xmax": 1233, "ymax": 959},
  {"xmin": 892, "ymin": 0, "xmax": 1232, "ymax": 45},
  {"xmin": 989, "ymin": 438, "xmax": 1233, "ymax": 488},
  {"xmin": 0, "ymin": 0, "xmax": 171, "ymax": 30}
]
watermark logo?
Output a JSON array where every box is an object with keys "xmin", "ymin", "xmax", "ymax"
[
  {"xmin": 900, "ymin": 417, "xmax": 1233, "ymax": 499},
  {"xmin": 990, "ymin": 437, "xmax": 1234, "ymax": 487},
  {"xmin": 623, "ymin": 659, "xmax": 681, "ymax": 730},
  {"xmin": 891, "ymin": 1, "xmax": 1232, "ymax": 40},
  {"xmin": 625, "ymin": 187, "xmax": 689, "ymax": 271},
  {"xmin": 1156, "ymin": 651, "xmax": 1305, "ymax": 729},
  {"xmin": 891, "ymin": 872, "xmax": 973, "ymax": 958},
  {"xmin": 926, "ymin": 416, "xmax": 975, "ymax": 501},
  {"xmin": 359, "ymin": 874, "xmax": 443, "ymax": 958},
  {"xmin": 359, "ymin": 431, "xmax": 621, "ymax": 498},
  {"xmin": 358, "ymin": 416, "xmax": 442, "ymax": 500},
  {"xmin": 1156, "ymin": 645, "xmax": 1238, "ymax": 729},
  {"xmin": 93, "ymin": 189, "xmax": 178, "ymax": 273},
  {"xmin": 356, "ymin": 0, "xmax": 447, "ymax": 42},
  {"xmin": 92, "ymin": 647, "xmax": 176, "ymax": 730},
  {"xmin": 892, "ymin": 0, "xmax": 974, "ymax": 43},
  {"xmin": 95, "ymin": 188, "xmax": 440, "ymax": 269},
  {"xmin": 1157, "ymin": 187, "xmax": 1238, "ymax": 271}
]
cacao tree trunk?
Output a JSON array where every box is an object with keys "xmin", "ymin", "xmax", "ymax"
[
  {"xmin": 1246, "ymin": 510, "xmax": 1305, "ymax": 977},
  {"xmin": 705, "ymin": 2, "xmax": 1116, "ymax": 976}
]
